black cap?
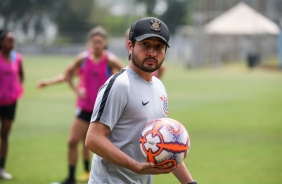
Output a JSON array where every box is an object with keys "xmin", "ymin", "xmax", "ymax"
[{"xmin": 129, "ymin": 17, "xmax": 170, "ymax": 47}]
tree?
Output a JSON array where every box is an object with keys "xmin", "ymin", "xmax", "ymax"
[
  {"xmin": 135, "ymin": 0, "xmax": 190, "ymax": 34},
  {"xmin": 160, "ymin": 0, "xmax": 189, "ymax": 34},
  {"xmin": 54, "ymin": 0, "xmax": 95, "ymax": 42},
  {"xmin": 0, "ymin": 0, "xmax": 62, "ymax": 40},
  {"xmin": 138, "ymin": 0, "xmax": 158, "ymax": 16},
  {"xmin": 0, "ymin": 0, "xmax": 95, "ymax": 43}
]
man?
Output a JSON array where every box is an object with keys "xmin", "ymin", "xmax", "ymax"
[{"xmin": 85, "ymin": 17, "xmax": 197, "ymax": 184}]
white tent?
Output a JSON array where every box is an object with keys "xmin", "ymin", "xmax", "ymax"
[{"xmin": 205, "ymin": 2, "xmax": 280, "ymax": 35}]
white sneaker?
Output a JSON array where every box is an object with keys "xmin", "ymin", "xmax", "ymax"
[{"xmin": 0, "ymin": 169, "xmax": 12, "ymax": 179}]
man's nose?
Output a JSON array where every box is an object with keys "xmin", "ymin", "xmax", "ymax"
[{"xmin": 148, "ymin": 48, "xmax": 157, "ymax": 57}]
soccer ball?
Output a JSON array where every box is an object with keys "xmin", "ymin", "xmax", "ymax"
[{"xmin": 140, "ymin": 118, "xmax": 190, "ymax": 169}]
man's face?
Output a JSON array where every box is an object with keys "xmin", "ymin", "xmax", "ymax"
[{"xmin": 130, "ymin": 37, "xmax": 166, "ymax": 73}]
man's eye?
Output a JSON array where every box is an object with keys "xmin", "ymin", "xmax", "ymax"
[
  {"xmin": 143, "ymin": 42, "xmax": 149, "ymax": 46},
  {"xmin": 158, "ymin": 45, "xmax": 163, "ymax": 49}
]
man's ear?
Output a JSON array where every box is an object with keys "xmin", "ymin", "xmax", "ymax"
[
  {"xmin": 128, "ymin": 41, "xmax": 133, "ymax": 48},
  {"xmin": 127, "ymin": 41, "xmax": 133, "ymax": 60},
  {"xmin": 127, "ymin": 41, "xmax": 133, "ymax": 52}
]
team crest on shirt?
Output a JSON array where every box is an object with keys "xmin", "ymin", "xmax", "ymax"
[{"xmin": 160, "ymin": 95, "xmax": 168, "ymax": 115}]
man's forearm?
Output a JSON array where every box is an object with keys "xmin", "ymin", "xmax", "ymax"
[
  {"xmin": 172, "ymin": 162, "xmax": 194, "ymax": 184},
  {"xmin": 85, "ymin": 123, "xmax": 140, "ymax": 173}
]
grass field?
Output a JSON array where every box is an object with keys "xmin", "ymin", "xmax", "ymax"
[{"xmin": 2, "ymin": 55, "xmax": 282, "ymax": 184}]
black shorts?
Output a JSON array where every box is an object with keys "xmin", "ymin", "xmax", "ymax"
[
  {"xmin": 0, "ymin": 102, "xmax": 17, "ymax": 121},
  {"xmin": 76, "ymin": 108, "xmax": 92, "ymax": 123}
]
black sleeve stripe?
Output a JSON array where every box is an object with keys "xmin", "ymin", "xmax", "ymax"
[{"xmin": 95, "ymin": 69, "xmax": 126, "ymax": 121}]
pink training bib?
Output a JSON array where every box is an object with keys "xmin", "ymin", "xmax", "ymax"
[
  {"xmin": 0, "ymin": 51, "xmax": 24, "ymax": 105},
  {"xmin": 77, "ymin": 51, "xmax": 111, "ymax": 112}
]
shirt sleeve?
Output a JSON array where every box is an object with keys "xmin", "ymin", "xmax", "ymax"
[{"xmin": 90, "ymin": 71, "xmax": 129, "ymax": 130}]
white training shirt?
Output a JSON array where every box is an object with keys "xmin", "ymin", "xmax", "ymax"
[{"xmin": 89, "ymin": 66, "xmax": 168, "ymax": 184}]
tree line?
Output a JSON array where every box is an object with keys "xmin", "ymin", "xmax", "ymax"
[{"xmin": 1, "ymin": 0, "xmax": 280, "ymax": 43}]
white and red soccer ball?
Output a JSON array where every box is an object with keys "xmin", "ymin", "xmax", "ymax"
[{"xmin": 140, "ymin": 118, "xmax": 190, "ymax": 169}]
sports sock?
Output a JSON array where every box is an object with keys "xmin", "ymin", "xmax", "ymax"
[
  {"xmin": 0, "ymin": 157, "xmax": 5, "ymax": 169},
  {"xmin": 83, "ymin": 159, "xmax": 89, "ymax": 172},
  {"xmin": 68, "ymin": 165, "xmax": 76, "ymax": 181}
]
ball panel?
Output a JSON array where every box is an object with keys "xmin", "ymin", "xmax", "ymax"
[
  {"xmin": 143, "ymin": 133, "xmax": 161, "ymax": 153},
  {"xmin": 162, "ymin": 118, "xmax": 183, "ymax": 135}
]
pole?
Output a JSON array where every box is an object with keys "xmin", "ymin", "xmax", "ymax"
[{"xmin": 279, "ymin": 25, "xmax": 282, "ymax": 68}]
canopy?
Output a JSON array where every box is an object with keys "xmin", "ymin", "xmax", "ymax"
[{"xmin": 205, "ymin": 2, "xmax": 280, "ymax": 35}]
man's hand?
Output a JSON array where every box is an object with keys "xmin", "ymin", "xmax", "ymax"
[{"xmin": 133, "ymin": 162, "xmax": 177, "ymax": 175}]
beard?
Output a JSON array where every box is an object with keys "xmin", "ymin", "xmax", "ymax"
[{"xmin": 131, "ymin": 49, "xmax": 164, "ymax": 73}]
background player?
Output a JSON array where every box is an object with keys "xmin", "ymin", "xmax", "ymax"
[
  {"xmin": 38, "ymin": 26, "xmax": 124, "ymax": 184},
  {"xmin": 0, "ymin": 29, "xmax": 24, "ymax": 180},
  {"xmin": 86, "ymin": 17, "xmax": 196, "ymax": 184}
]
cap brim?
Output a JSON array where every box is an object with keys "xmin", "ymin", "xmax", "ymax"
[{"xmin": 135, "ymin": 34, "xmax": 170, "ymax": 47}]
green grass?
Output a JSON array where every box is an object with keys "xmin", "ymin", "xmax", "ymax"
[{"xmin": 2, "ymin": 55, "xmax": 282, "ymax": 184}]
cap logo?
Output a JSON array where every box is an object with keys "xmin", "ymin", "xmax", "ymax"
[{"xmin": 150, "ymin": 19, "xmax": 161, "ymax": 32}]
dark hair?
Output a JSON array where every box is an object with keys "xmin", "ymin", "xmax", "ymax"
[
  {"xmin": 0, "ymin": 29, "xmax": 9, "ymax": 50},
  {"xmin": 128, "ymin": 40, "xmax": 136, "ymax": 60},
  {"xmin": 87, "ymin": 26, "xmax": 108, "ymax": 49},
  {"xmin": 88, "ymin": 26, "xmax": 107, "ymax": 40}
]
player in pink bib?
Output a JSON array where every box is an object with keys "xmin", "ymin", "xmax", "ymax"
[
  {"xmin": 0, "ymin": 29, "xmax": 24, "ymax": 180},
  {"xmin": 38, "ymin": 26, "xmax": 124, "ymax": 184},
  {"xmin": 76, "ymin": 51, "xmax": 111, "ymax": 112}
]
